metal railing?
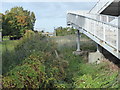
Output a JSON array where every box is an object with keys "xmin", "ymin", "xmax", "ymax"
[
  {"xmin": 88, "ymin": 13, "xmax": 118, "ymax": 23},
  {"xmin": 67, "ymin": 13, "xmax": 119, "ymax": 52}
]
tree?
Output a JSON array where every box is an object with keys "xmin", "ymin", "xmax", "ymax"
[
  {"xmin": 55, "ymin": 27, "xmax": 76, "ymax": 36},
  {"xmin": 0, "ymin": 13, "xmax": 2, "ymax": 41},
  {"xmin": 30, "ymin": 12, "xmax": 36, "ymax": 30},
  {"xmin": 2, "ymin": 7, "xmax": 36, "ymax": 39},
  {"xmin": 0, "ymin": 13, "xmax": 3, "ymax": 32}
]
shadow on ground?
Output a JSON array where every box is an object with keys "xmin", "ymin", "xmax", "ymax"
[{"xmin": 101, "ymin": 47, "xmax": 120, "ymax": 68}]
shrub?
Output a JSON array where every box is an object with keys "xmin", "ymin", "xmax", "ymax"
[
  {"xmin": 2, "ymin": 52, "xmax": 46, "ymax": 88},
  {"xmin": 2, "ymin": 31, "xmax": 56, "ymax": 74}
]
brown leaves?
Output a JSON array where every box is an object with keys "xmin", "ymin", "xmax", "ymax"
[{"xmin": 15, "ymin": 16, "xmax": 28, "ymax": 26}]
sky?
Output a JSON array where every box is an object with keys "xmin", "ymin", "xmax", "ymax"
[{"xmin": 1, "ymin": 1, "xmax": 97, "ymax": 32}]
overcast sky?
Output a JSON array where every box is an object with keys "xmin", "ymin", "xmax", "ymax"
[{"xmin": 1, "ymin": 2, "xmax": 96, "ymax": 32}]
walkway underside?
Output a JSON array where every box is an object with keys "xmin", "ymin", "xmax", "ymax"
[
  {"xmin": 89, "ymin": 0, "xmax": 120, "ymax": 16},
  {"xmin": 67, "ymin": 12, "xmax": 120, "ymax": 60}
]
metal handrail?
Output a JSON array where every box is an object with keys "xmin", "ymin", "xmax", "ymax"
[
  {"xmin": 89, "ymin": 0, "xmax": 100, "ymax": 13},
  {"xmin": 89, "ymin": 13, "xmax": 118, "ymax": 19},
  {"xmin": 89, "ymin": 0, "xmax": 114, "ymax": 14},
  {"xmin": 68, "ymin": 13, "xmax": 119, "ymax": 29}
]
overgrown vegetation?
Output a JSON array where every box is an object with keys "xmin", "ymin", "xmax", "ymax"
[{"xmin": 2, "ymin": 31, "xmax": 119, "ymax": 88}]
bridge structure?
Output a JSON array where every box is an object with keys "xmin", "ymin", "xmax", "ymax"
[{"xmin": 67, "ymin": 0, "xmax": 120, "ymax": 60}]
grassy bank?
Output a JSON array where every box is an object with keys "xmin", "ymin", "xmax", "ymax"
[{"xmin": 2, "ymin": 40, "xmax": 19, "ymax": 52}]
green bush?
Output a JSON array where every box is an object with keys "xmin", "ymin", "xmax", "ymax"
[
  {"xmin": 3, "ymin": 52, "xmax": 46, "ymax": 88},
  {"xmin": 2, "ymin": 33, "xmax": 68, "ymax": 88},
  {"xmin": 2, "ymin": 31, "xmax": 56, "ymax": 74}
]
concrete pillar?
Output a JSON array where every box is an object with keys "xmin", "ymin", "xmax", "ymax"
[
  {"xmin": 76, "ymin": 29, "xmax": 81, "ymax": 52},
  {"xmin": 88, "ymin": 44, "xmax": 104, "ymax": 64}
]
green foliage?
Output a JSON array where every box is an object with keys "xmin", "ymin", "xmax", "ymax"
[
  {"xmin": 2, "ymin": 6, "xmax": 36, "ymax": 38},
  {"xmin": 74, "ymin": 72, "xmax": 118, "ymax": 88},
  {"xmin": 55, "ymin": 27, "xmax": 76, "ymax": 36},
  {"xmin": 0, "ymin": 13, "xmax": 2, "ymax": 32},
  {"xmin": 2, "ymin": 40, "xmax": 68, "ymax": 88},
  {"xmin": 73, "ymin": 62, "xmax": 118, "ymax": 88},
  {"xmin": 2, "ymin": 40, "xmax": 19, "ymax": 52},
  {"xmin": 78, "ymin": 63, "xmax": 108, "ymax": 75},
  {"xmin": 3, "ymin": 53, "xmax": 46, "ymax": 88},
  {"xmin": 2, "ymin": 33, "xmax": 118, "ymax": 88},
  {"xmin": 2, "ymin": 31, "xmax": 55, "ymax": 74},
  {"xmin": 2, "ymin": 32, "xmax": 69, "ymax": 88}
]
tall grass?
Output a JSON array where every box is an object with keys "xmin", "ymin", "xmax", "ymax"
[
  {"xmin": 2, "ymin": 40, "xmax": 19, "ymax": 52},
  {"xmin": 51, "ymin": 34, "xmax": 96, "ymax": 51}
]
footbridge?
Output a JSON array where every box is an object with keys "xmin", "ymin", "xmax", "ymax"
[{"xmin": 67, "ymin": 0, "xmax": 120, "ymax": 60}]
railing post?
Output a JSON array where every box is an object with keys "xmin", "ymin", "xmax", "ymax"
[
  {"xmin": 76, "ymin": 29, "xmax": 81, "ymax": 52},
  {"xmin": 118, "ymin": 16, "xmax": 120, "ymax": 52},
  {"xmin": 118, "ymin": 29, "xmax": 120, "ymax": 52},
  {"xmin": 106, "ymin": 16, "xmax": 109, "ymax": 22},
  {"xmin": 103, "ymin": 23, "xmax": 106, "ymax": 42}
]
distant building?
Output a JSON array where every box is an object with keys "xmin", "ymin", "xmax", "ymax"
[{"xmin": 42, "ymin": 32, "xmax": 54, "ymax": 37}]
